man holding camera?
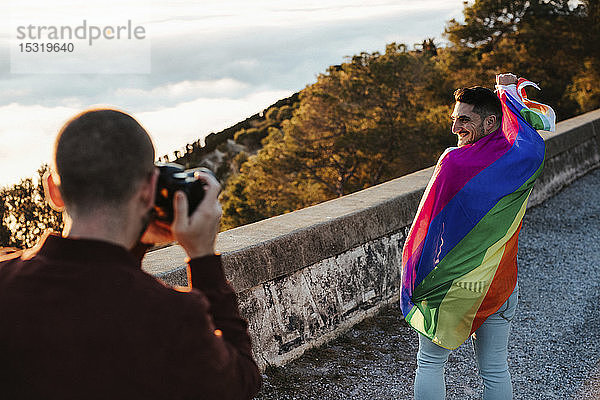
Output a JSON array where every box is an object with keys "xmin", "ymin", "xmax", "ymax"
[{"xmin": 0, "ymin": 109, "xmax": 261, "ymax": 399}]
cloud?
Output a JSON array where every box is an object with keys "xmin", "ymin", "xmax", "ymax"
[
  {"xmin": 0, "ymin": 0, "xmax": 467, "ymax": 186},
  {"xmin": 136, "ymin": 88, "xmax": 291, "ymax": 159},
  {"xmin": 0, "ymin": 103, "xmax": 78, "ymax": 186},
  {"xmin": 112, "ymin": 78, "xmax": 250, "ymax": 108},
  {"xmin": 144, "ymin": 0, "xmax": 462, "ymax": 33},
  {"xmin": 0, "ymin": 2, "xmax": 463, "ymax": 108},
  {"xmin": 0, "ymin": 88, "xmax": 290, "ymax": 186}
]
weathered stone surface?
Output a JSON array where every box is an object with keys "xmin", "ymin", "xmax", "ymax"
[
  {"xmin": 141, "ymin": 109, "xmax": 600, "ymax": 370},
  {"xmin": 529, "ymin": 108, "xmax": 600, "ymax": 206},
  {"xmin": 143, "ymin": 167, "xmax": 432, "ymax": 291},
  {"xmin": 240, "ymin": 231, "xmax": 405, "ymax": 369},
  {"xmin": 530, "ymin": 136, "xmax": 600, "ymax": 206}
]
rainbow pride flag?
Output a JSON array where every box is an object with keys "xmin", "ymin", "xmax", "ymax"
[{"xmin": 400, "ymin": 78, "xmax": 555, "ymax": 349}]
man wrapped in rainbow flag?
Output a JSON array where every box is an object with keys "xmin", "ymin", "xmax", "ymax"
[{"xmin": 401, "ymin": 73, "xmax": 555, "ymax": 399}]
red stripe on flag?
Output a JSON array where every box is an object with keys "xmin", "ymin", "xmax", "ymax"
[{"xmin": 469, "ymin": 221, "xmax": 521, "ymax": 335}]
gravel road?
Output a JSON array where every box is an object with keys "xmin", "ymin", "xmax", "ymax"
[{"xmin": 255, "ymin": 167, "xmax": 600, "ymax": 400}]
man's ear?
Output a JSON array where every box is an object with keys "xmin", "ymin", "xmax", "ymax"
[
  {"xmin": 139, "ymin": 168, "xmax": 159, "ymax": 211},
  {"xmin": 484, "ymin": 114, "xmax": 498, "ymax": 133},
  {"xmin": 42, "ymin": 170, "xmax": 65, "ymax": 212}
]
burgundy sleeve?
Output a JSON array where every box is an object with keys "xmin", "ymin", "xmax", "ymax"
[{"xmin": 186, "ymin": 255, "xmax": 262, "ymax": 399}]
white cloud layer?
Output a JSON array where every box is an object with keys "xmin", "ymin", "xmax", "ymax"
[
  {"xmin": 0, "ymin": 0, "xmax": 467, "ymax": 186},
  {"xmin": 0, "ymin": 103, "xmax": 78, "ymax": 185},
  {"xmin": 0, "ymin": 88, "xmax": 290, "ymax": 186},
  {"xmin": 137, "ymin": 89, "xmax": 291, "ymax": 158},
  {"xmin": 114, "ymin": 78, "xmax": 250, "ymax": 105}
]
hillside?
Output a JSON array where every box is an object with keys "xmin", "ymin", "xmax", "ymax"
[
  {"xmin": 1, "ymin": 0, "xmax": 597, "ymax": 247},
  {"xmin": 163, "ymin": 92, "xmax": 300, "ymax": 182}
]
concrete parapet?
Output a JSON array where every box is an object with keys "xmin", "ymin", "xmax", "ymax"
[
  {"xmin": 529, "ymin": 109, "xmax": 600, "ymax": 206},
  {"xmin": 142, "ymin": 109, "xmax": 600, "ymax": 370}
]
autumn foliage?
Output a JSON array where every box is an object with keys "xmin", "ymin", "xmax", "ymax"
[{"xmin": 2, "ymin": 0, "xmax": 598, "ymax": 246}]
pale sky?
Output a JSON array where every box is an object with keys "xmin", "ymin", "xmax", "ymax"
[{"xmin": 0, "ymin": 0, "xmax": 467, "ymax": 186}]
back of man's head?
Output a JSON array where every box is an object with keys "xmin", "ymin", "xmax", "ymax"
[
  {"xmin": 54, "ymin": 109, "xmax": 155, "ymax": 213},
  {"xmin": 454, "ymin": 86, "xmax": 502, "ymax": 120}
]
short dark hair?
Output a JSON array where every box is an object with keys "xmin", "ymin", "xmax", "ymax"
[
  {"xmin": 54, "ymin": 109, "xmax": 155, "ymax": 210},
  {"xmin": 453, "ymin": 86, "xmax": 502, "ymax": 120}
]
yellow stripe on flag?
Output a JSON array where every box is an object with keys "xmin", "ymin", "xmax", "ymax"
[{"xmin": 431, "ymin": 194, "xmax": 529, "ymax": 349}]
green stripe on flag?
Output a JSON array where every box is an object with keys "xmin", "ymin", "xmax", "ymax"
[
  {"xmin": 520, "ymin": 109, "xmax": 547, "ymax": 131},
  {"xmin": 409, "ymin": 159, "xmax": 544, "ymax": 335}
]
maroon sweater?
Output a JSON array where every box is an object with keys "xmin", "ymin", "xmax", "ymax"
[{"xmin": 0, "ymin": 233, "xmax": 261, "ymax": 399}]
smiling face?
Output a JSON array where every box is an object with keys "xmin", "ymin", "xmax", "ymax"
[{"xmin": 451, "ymin": 102, "xmax": 486, "ymax": 147}]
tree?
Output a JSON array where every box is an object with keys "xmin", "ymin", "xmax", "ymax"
[
  {"xmin": 1, "ymin": 165, "xmax": 63, "ymax": 248},
  {"xmin": 567, "ymin": 0, "xmax": 600, "ymax": 113},
  {"xmin": 441, "ymin": 0, "xmax": 590, "ymax": 119},
  {"xmin": 277, "ymin": 105, "xmax": 294, "ymax": 121},
  {"xmin": 234, "ymin": 127, "xmax": 268, "ymax": 150},
  {"xmin": 445, "ymin": 0, "xmax": 528, "ymax": 54},
  {"xmin": 220, "ymin": 44, "xmax": 455, "ymax": 230},
  {"xmin": 0, "ymin": 189, "xmax": 12, "ymax": 247},
  {"xmin": 220, "ymin": 127, "xmax": 319, "ymax": 229}
]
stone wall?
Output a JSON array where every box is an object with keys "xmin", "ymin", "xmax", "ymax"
[{"xmin": 142, "ymin": 108, "xmax": 600, "ymax": 370}]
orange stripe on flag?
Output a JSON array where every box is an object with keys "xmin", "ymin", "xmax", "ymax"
[{"xmin": 469, "ymin": 221, "xmax": 521, "ymax": 335}]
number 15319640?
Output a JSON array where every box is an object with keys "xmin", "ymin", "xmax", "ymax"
[{"xmin": 18, "ymin": 43, "xmax": 74, "ymax": 53}]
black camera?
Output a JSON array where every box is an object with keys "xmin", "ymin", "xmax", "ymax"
[{"xmin": 153, "ymin": 163, "xmax": 214, "ymax": 223}]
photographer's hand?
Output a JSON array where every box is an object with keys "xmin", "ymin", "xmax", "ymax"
[{"xmin": 172, "ymin": 172, "xmax": 222, "ymax": 259}]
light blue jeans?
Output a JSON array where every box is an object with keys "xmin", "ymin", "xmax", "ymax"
[{"xmin": 414, "ymin": 284, "xmax": 519, "ymax": 400}]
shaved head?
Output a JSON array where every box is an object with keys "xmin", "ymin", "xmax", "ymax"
[{"xmin": 54, "ymin": 109, "xmax": 155, "ymax": 213}]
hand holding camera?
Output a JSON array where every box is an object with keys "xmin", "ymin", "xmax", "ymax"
[{"xmin": 141, "ymin": 163, "xmax": 222, "ymax": 259}]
